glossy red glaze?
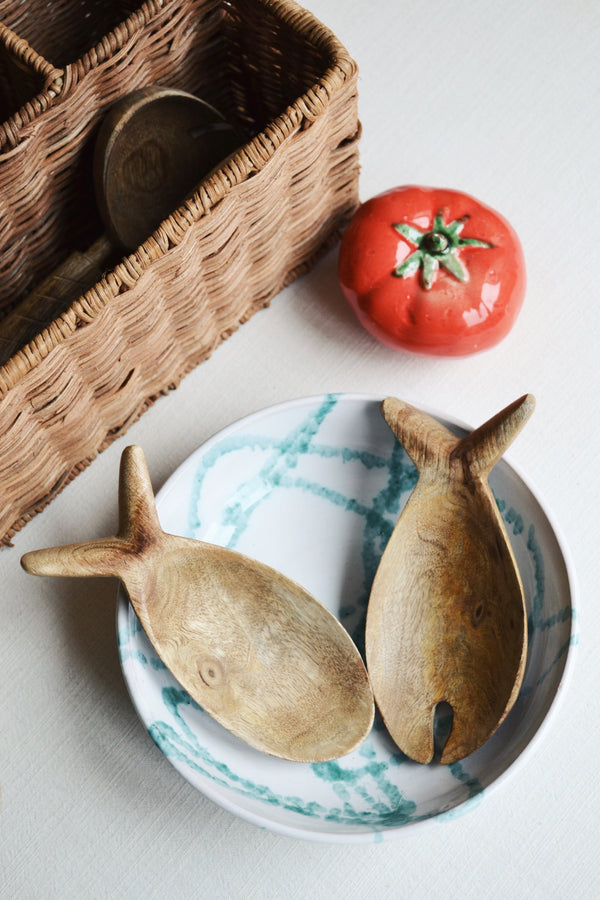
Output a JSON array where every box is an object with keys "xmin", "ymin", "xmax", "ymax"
[{"xmin": 338, "ymin": 186, "xmax": 526, "ymax": 357}]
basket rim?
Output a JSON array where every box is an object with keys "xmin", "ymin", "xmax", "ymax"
[
  {"xmin": 0, "ymin": 22, "xmax": 64, "ymax": 152},
  {"xmin": 58, "ymin": 0, "xmax": 169, "ymax": 86},
  {"xmin": 0, "ymin": 1, "xmax": 169, "ymax": 152},
  {"xmin": 0, "ymin": 0, "xmax": 358, "ymax": 398}
]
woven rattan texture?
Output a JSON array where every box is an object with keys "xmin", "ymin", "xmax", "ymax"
[{"xmin": 0, "ymin": 0, "xmax": 360, "ymax": 544}]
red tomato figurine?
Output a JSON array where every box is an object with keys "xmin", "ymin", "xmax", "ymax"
[{"xmin": 338, "ymin": 186, "xmax": 526, "ymax": 356}]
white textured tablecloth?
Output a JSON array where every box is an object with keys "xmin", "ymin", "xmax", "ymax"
[{"xmin": 2, "ymin": 0, "xmax": 599, "ymax": 896}]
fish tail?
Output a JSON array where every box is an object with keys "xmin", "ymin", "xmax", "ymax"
[
  {"xmin": 21, "ymin": 535, "xmax": 133, "ymax": 579},
  {"xmin": 21, "ymin": 445, "xmax": 162, "ymax": 580},
  {"xmin": 380, "ymin": 397, "xmax": 458, "ymax": 472},
  {"xmin": 452, "ymin": 394, "xmax": 535, "ymax": 478},
  {"xmin": 117, "ymin": 445, "xmax": 162, "ymax": 545}
]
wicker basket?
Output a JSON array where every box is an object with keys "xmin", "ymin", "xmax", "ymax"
[{"xmin": 0, "ymin": 0, "xmax": 360, "ymax": 545}]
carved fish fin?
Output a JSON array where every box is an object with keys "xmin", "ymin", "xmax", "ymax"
[
  {"xmin": 381, "ymin": 397, "xmax": 458, "ymax": 472},
  {"xmin": 117, "ymin": 445, "xmax": 163, "ymax": 544},
  {"xmin": 452, "ymin": 394, "xmax": 535, "ymax": 478},
  {"xmin": 21, "ymin": 445, "xmax": 163, "ymax": 580},
  {"xmin": 21, "ymin": 536, "xmax": 133, "ymax": 579}
]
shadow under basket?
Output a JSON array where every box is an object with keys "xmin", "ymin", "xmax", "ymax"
[{"xmin": 0, "ymin": 0, "xmax": 360, "ymax": 546}]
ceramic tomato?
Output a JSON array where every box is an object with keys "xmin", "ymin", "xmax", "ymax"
[{"xmin": 338, "ymin": 186, "xmax": 526, "ymax": 356}]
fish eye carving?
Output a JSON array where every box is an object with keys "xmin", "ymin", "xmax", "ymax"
[
  {"xmin": 198, "ymin": 658, "xmax": 224, "ymax": 688},
  {"xmin": 472, "ymin": 601, "xmax": 485, "ymax": 625}
]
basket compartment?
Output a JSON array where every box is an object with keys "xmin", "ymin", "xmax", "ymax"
[
  {"xmin": 0, "ymin": 0, "xmax": 335, "ymax": 311},
  {"xmin": 0, "ymin": 0, "xmax": 203, "ymax": 304},
  {"xmin": 0, "ymin": 0, "xmax": 360, "ymax": 544}
]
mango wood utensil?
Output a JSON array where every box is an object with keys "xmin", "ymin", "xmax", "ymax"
[
  {"xmin": 21, "ymin": 446, "xmax": 374, "ymax": 762},
  {"xmin": 93, "ymin": 85, "xmax": 240, "ymax": 251},
  {"xmin": 0, "ymin": 237, "xmax": 113, "ymax": 365},
  {"xmin": 365, "ymin": 394, "xmax": 535, "ymax": 764}
]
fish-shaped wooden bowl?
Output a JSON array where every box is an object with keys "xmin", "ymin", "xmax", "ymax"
[
  {"xmin": 366, "ymin": 395, "xmax": 535, "ymax": 764},
  {"xmin": 22, "ymin": 445, "xmax": 374, "ymax": 763}
]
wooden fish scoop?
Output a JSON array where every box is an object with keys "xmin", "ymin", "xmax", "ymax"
[
  {"xmin": 22, "ymin": 446, "xmax": 374, "ymax": 762},
  {"xmin": 365, "ymin": 395, "xmax": 535, "ymax": 764}
]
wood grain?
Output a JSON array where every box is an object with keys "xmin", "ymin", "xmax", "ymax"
[{"xmin": 365, "ymin": 395, "xmax": 534, "ymax": 764}]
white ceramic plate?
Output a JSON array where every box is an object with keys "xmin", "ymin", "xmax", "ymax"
[{"xmin": 117, "ymin": 394, "xmax": 577, "ymax": 843}]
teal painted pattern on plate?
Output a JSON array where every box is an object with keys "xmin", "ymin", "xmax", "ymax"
[{"xmin": 119, "ymin": 395, "xmax": 575, "ymax": 834}]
